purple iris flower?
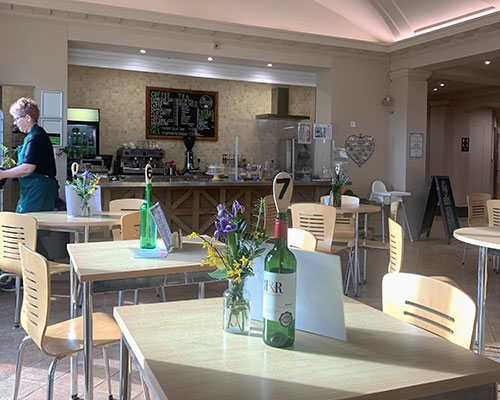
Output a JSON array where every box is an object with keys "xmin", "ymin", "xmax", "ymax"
[
  {"xmin": 82, "ymin": 170, "xmax": 91, "ymax": 180},
  {"xmin": 216, "ymin": 204, "xmax": 229, "ymax": 220},
  {"xmin": 214, "ymin": 217, "xmax": 237, "ymax": 240},
  {"xmin": 231, "ymin": 200, "xmax": 245, "ymax": 218}
]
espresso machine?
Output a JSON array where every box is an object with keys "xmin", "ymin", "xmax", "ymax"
[{"xmin": 183, "ymin": 135, "xmax": 196, "ymax": 172}]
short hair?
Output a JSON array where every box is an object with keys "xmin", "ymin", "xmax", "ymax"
[{"xmin": 10, "ymin": 97, "xmax": 40, "ymax": 122}]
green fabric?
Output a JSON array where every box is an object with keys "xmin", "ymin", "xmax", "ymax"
[{"xmin": 16, "ymin": 173, "xmax": 57, "ymax": 213}]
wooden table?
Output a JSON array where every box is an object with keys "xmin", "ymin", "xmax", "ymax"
[
  {"xmin": 67, "ymin": 239, "xmax": 211, "ymax": 400},
  {"xmin": 454, "ymin": 226, "xmax": 500, "ymax": 355},
  {"xmin": 114, "ymin": 297, "xmax": 500, "ymax": 400}
]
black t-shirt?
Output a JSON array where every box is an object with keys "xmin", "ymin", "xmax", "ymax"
[{"xmin": 22, "ymin": 124, "xmax": 56, "ymax": 179}]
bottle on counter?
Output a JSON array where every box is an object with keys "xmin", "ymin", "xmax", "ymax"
[
  {"xmin": 140, "ymin": 164, "xmax": 157, "ymax": 249},
  {"xmin": 82, "ymin": 131, "xmax": 88, "ymax": 147},
  {"xmin": 88, "ymin": 134, "xmax": 94, "ymax": 148},
  {"xmin": 263, "ymin": 172, "xmax": 297, "ymax": 348}
]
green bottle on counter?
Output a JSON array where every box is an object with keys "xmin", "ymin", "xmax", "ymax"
[
  {"xmin": 140, "ymin": 164, "xmax": 157, "ymax": 249},
  {"xmin": 263, "ymin": 172, "xmax": 297, "ymax": 348}
]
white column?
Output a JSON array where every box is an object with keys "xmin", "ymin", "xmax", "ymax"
[
  {"xmin": 388, "ymin": 68, "xmax": 431, "ymax": 237},
  {"xmin": 314, "ymin": 68, "xmax": 333, "ymax": 176}
]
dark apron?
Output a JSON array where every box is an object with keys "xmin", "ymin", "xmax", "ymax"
[{"xmin": 16, "ymin": 134, "xmax": 57, "ymax": 213}]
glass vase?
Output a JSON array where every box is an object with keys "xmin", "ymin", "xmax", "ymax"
[
  {"xmin": 333, "ymin": 191, "xmax": 342, "ymax": 207},
  {"xmin": 223, "ymin": 279, "xmax": 251, "ymax": 335},
  {"xmin": 80, "ymin": 201, "xmax": 91, "ymax": 217}
]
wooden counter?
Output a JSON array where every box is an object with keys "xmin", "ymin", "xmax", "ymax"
[{"xmin": 101, "ymin": 179, "xmax": 331, "ymax": 235}]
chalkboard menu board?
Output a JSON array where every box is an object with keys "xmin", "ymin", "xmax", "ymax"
[
  {"xmin": 146, "ymin": 87, "xmax": 218, "ymax": 141},
  {"xmin": 418, "ymin": 176, "xmax": 460, "ymax": 244}
]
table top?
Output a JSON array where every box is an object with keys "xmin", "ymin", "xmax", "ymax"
[
  {"xmin": 290, "ymin": 203, "xmax": 380, "ymax": 214},
  {"xmin": 26, "ymin": 211, "xmax": 128, "ymax": 228},
  {"xmin": 114, "ymin": 297, "xmax": 500, "ymax": 400},
  {"xmin": 372, "ymin": 191, "xmax": 411, "ymax": 197},
  {"xmin": 67, "ymin": 239, "xmax": 208, "ymax": 282},
  {"xmin": 454, "ymin": 227, "xmax": 500, "ymax": 250}
]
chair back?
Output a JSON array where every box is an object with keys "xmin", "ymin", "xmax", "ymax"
[
  {"xmin": 320, "ymin": 194, "xmax": 331, "ymax": 205},
  {"xmin": 109, "ymin": 198, "xmax": 144, "ymax": 240},
  {"xmin": 382, "ymin": 272, "xmax": 476, "ymax": 349},
  {"xmin": 333, "ymin": 214, "xmax": 355, "ymax": 243},
  {"xmin": 341, "ymin": 195, "xmax": 359, "ymax": 206},
  {"xmin": 467, "ymin": 193, "xmax": 490, "ymax": 227},
  {"xmin": 288, "ymin": 228, "xmax": 316, "ymax": 251},
  {"xmin": 263, "ymin": 195, "xmax": 277, "ymax": 237},
  {"xmin": 121, "ymin": 211, "xmax": 141, "ymax": 240},
  {"xmin": 0, "ymin": 212, "xmax": 37, "ymax": 275},
  {"xmin": 487, "ymin": 199, "xmax": 500, "ymax": 227},
  {"xmin": 388, "ymin": 218, "xmax": 404, "ymax": 273},
  {"xmin": 369, "ymin": 180, "xmax": 389, "ymax": 204},
  {"xmin": 109, "ymin": 198, "xmax": 144, "ymax": 212},
  {"xmin": 290, "ymin": 203, "xmax": 335, "ymax": 253},
  {"xmin": 372, "ymin": 180, "xmax": 387, "ymax": 193},
  {"xmin": 19, "ymin": 243, "xmax": 50, "ymax": 352},
  {"xmin": 389, "ymin": 201, "xmax": 399, "ymax": 222}
]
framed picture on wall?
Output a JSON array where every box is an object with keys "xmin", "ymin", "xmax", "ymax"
[{"xmin": 409, "ymin": 132, "xmax": 424, "ymax": 158}]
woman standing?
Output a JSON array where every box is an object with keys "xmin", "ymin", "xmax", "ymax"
[{"xmin": 0, "ymin": 97, "xmax": 57, "ymax": 213}]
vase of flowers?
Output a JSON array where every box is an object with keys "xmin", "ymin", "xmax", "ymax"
[
  {"xmin": 66, "ymin": 170, "xmax": 100, "ymax": 217},
  {"xmin": 331, "ymin": 163, "xmax": 347, "ymax": 207},
  {"xmin": 189, "ymin": 199, "xmax": 267, "ymax": 334}
]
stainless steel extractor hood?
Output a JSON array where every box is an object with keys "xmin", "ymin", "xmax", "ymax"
[{"xmin": 256, "ymin": 87, "xmax": 310, "ymax": 120}]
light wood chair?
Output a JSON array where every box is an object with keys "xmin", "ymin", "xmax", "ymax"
[
  {"xmin": 486, "ymin": 199, "xmax": 500, "ymax": 272},
  {"xmin": 13, "ymin": 244, "xmax": 120, "ymax": 400},
  {"xmin": 109, "ymin": 198, "xmax": 144, "ymax": 240},
  {"xmin": 263, "ymin": 195, "xmax": 277, "ymax": 237},
  {"xmin": 382, "ymin": 272, "xmax": 476, "ymax": 349},
  {"xmin": 462, "ymin": 193, "xmax": 490, "ymax": 264},
  {"xmin": 288, "ymin": 228, "xmax": 316, "ymax": 251},
  {"xmin": 0, "ymin": 212, "xmax": 69, "ymax": 328},
  {"xmin": 388, "ymin": 218, "xmax": 404, "ymax": 273}
]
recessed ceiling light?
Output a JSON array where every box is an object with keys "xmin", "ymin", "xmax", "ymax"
[
  {"xmin": 433, "ymin": 87, "xmax": 438, "ymax": 91},
  {"xmin": 485, "ymin": 60, "xmax": 492, "ymax": 65},
  {"xmin": 439, "ymin": 82, "xmax": 445, "ymax": 87},
  {"xmin": 267, "ymin": 63, "xmax": 273, "ymax": 67},
  {"xmin": 140, "ymin": 49, "xmax": 146, "ymax": 54},
  {"xmin": 207, "ymin": 57, "xmax": 213, "ymax": 61}
]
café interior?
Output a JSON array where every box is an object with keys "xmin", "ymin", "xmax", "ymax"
[{"xmin": 3, "ymin": 1, "xmax": 500, "ymax": 399}]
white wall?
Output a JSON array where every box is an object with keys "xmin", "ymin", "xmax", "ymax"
[{"xmin": 0, "ymin": 12, "xmax": 68, "ymax": 196}]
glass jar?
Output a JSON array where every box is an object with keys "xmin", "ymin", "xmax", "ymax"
[{"xmin": 223, "ymin": 279, "xmax": 251, "ymax": 334}]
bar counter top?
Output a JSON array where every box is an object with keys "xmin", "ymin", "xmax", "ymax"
[{"xmin": 100, "ymin": 177, "xmax": 331, "ymax": 188}]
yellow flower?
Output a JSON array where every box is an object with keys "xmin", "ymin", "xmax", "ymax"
[
  {"xmin": 233, "ymin": 260, "xmax": 241, "ymax": 268},
  {"xmin": 234, "ymin": 275, "xmax": 242, "ymax": 284},
  {"xmin": 188, "ymin": 232, "xmax": 199, "ymax": 239},
  {"xmin": 239, "ymin": 256, "xmax": 249, "ymax": 265}
]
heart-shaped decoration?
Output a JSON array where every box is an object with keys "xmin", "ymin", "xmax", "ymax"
[{"xmin": 345, "ymin": 134, "xmax": 375, "ymax": 167}]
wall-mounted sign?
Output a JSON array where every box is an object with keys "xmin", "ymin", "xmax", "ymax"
[
  {"xmin": 409, "ymin": 132, "xmax": 424, "ymax": 158},
  {"xmin": 146, "ymin": 87, "xmax": 218, "ymax": 141},
  {"xmin": 461, "ymin": 137, "xmax": 469, "ymax": 152},
  {"xmin": 298, "ymin": 122, "xmax": 312, "ymax": 144},
  {"xmin": 345, "ymin": 134, "xmax": 375, "ymax": 167},
  {"xmin": 313, "ymin": 124, "xmax": 332, "ymax": 140}
]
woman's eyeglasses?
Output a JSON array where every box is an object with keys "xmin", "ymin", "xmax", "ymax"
[{"xmin": 13, "ymin": 115, "xmax": 26, "ymax": 123}]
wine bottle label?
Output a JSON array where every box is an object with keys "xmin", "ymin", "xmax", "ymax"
[{"xmin": 263, "ymin": 271, "xmax": 296, "ymax": 326}]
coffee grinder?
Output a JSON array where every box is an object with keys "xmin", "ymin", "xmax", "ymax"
[{"xmin": 183, "ymin": 135, "xmax": 196, "ymax": 172}]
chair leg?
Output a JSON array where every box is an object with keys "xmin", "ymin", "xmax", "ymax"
[
  {"xmin": 102, "ymin": 346, "xmax": 114, "ymax": 400},
  {"xmin": 400, "ymin": 200, "xmax": 414, "ymax": 242},
  {"xmin": 118, "ymin": 291, "xmax": 124, "ymax": 306},
  {"xmin": 161, "ymin": 287, "xmax": 167, "ymax": 302},
  {"xmin": 46, "ymin": 357, "xmax": 62, "ymax": 400},
  {"xmin": 344, "ymin": 250, "xmax": 353, "ymax": 295},
  {"xmin": 362, "ymin": 248, "xmax": 367, "ymax": 283},
  {"xmin": 133, "ymin": 289, "xmax": 139, "ymax": 305},
  {"xmin": 462, "ymin": 243, "xmax": 467, "ymax": 265},
  {"xmin": 381, "ymin": 205, "xmax": 385, "ymax": 243},
  {"xmin": 13, "ymin": 275, "xmax": 22, "ymax": 329},
  {"xmin": 198, "ymin": 282, "xmax": 205, "ymax": 299},
  {"xmin": 12, "ymin": 335, "xmax": 31, "ymax": 400}
]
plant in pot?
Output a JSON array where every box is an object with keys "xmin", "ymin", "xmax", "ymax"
[{"xmin": 0, "ymin": 144, "xmax": 17, "ymax": 189}]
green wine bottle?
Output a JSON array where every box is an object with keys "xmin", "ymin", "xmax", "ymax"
[
  {"xmin": 140, "ymin": 164, "xmax": 157, "ymax": 249},
  {"xmin": 263, "ymin": 172, "xmax": 297, "ymax": 348}
]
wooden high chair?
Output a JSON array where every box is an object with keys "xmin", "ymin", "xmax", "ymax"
[
  {"xmin": 13, "ymin": 244, "xmax": 120, "ymax": 400},
  {"xmin": 0, "ymin": 212, "xmax": 69, "ymax": 328},
  {"xmin": 383, "ymin": 272, "xmax": 476, "ymax": 349}
]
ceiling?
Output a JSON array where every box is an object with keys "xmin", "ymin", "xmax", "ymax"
[{"xmin": 59, "ymin": 0, "xmax": 500, "ymax": 44}]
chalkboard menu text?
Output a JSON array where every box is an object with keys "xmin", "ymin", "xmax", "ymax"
[{"xmin": 146, "ymin": 87, "xmax": 218, "ymax": 141}]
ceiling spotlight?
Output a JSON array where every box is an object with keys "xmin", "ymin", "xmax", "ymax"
[
  {"xmin": 439, "ymin": 82, "xmax": 445, "ymax": 87},
  {"xmin": 433, "ymin": 87, "xmax": 438, "ymax": 91},
  {"xmin": 140, "ymin": 49, "xmax": 146, "ymax": 54},
  {"xmin": 207, "ymin": 57, "xmax": 213, "ymax": 61},
  {"xmin": 484, "ymin": 60, "xmax": 492, "ymax": 65},
  {"xmin": 267, "ymin": 63, "xmax": 273, "ymax": 67}
]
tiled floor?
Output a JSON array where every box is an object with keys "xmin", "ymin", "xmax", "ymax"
[{"xmin": 1, "ymin": 217, "xmax": 500, "ymax": 399}]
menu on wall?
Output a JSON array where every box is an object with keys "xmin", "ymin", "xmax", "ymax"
[{"xmin": 146, "ymin": 87, "xmax": 218, "ymax": 141}]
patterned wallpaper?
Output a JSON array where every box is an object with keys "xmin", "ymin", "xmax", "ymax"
[{"xmin": 68, "ymin": 65, "xmax": 315, "ymax": 170}]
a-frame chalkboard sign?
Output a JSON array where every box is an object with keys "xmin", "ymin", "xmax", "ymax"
[{"xmin": 418, "ymin": 176, "xmax": 460, "ymax": 244}]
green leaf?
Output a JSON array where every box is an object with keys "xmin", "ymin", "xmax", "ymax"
[{"xmin": 209, "ymin": 269, "xmax": 228, "ymax": 280}]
